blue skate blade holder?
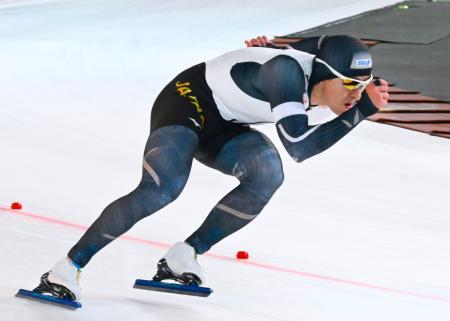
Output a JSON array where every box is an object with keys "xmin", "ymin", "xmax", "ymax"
[
  {"xmin": 15, "ymin": 289, "xmax": 82, "ymax": 309},
  {"xmin": 133, "ymin": 279, "xmax": 213, "ymax": 297}
]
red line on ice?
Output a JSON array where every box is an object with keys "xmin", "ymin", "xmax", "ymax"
[{"xmin": 2, "ymin": 206, "xmax": 450, "ymax": 304}]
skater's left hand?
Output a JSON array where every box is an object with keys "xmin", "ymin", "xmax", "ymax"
[
  {"xmin": 365, "ymin": 78, "xmax": 389, "ymax": 110},
  {"xmin": 245, "ymin": 35, "xmax": 271, "ymax": 47}
]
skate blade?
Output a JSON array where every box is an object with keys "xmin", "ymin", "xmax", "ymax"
[
  {"xmin": 133, "ymin": 279, "xmax": 213, "ymax": 297},
  {"xmin": 15, "ymin": 289, "xmax": 82, "ymax": 309}
]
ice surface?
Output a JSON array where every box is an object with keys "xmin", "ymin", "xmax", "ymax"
[{"xmin": 1, "ymin": 1, "xmax": 450, "ymax": 320}]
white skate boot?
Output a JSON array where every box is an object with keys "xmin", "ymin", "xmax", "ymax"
[
  {"xmin": 34, "ymin": 257, "xmax": 82, "ymax": 301},
  {"xmin": 154, "ymin": 242, "xmax": 206, "ymax": 286}
]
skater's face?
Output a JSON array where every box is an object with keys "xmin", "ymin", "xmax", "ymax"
[{"xmin": 320, "ymin": 75, "xmax": 371, "ymax": 115}]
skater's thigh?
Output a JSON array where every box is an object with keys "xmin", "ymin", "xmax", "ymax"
[
  {"xmin": 142, "ymin": 125, "xmax": 199, "ymax": 185},
  {"xmin": 197, "ymin": 128, "xmax": 283, "ymax": 179}
]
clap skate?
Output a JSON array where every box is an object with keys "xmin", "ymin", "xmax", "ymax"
[
  {"xmin": 16, "ymin": 258, "xmax": 82, "ymax": 309},
  {"xmin": 134, "ymin": 242, "xmax": 213, "ymax": 297}
]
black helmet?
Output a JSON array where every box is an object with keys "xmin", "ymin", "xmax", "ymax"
[{"xmin": 310, "ymin": 35, "xmax": 373, "ymax": 88}]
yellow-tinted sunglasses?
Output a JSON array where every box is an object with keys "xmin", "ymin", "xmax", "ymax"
[{"xmin": 315, "ymin": 58, "xmax": 373, "ymax": 90}]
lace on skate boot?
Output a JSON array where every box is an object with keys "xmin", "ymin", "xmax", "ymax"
[
  {"xmin": 133, "ymin": 242, "xmax": 212, "ymax": 297},
  {"xmin": 33, "ymin": 272, "xmax": 77, "ymax": 301},
  {"xmin": 134, "ymin": 258, "xmax": 212, "ymax": 297},
  {"xmin": 152, "ymin": 258, "xmax": 202, "ymax": 286}
]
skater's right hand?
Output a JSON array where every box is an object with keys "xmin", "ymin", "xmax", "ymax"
[
  {"xmin": 365, "ymin": 78, "xmax": 389, "ymax": 110},
  {"xmin": 245, "ymin": 35, "xmax": 270, "ymax": 47}
]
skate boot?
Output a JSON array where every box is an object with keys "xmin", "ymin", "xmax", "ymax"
[
  {"xmin": 153, "ymin": 242, "xmax": 206, "ymax": 286},
  {"xmin": 34, "ymin": 257, "xmax": 82, "ymax": 301}
]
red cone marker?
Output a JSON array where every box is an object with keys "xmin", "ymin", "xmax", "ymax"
[
  {"xmin": 236, "ymin": 251, "xmax": 249, "ymax": 259},
  {"xmin": 11, "ymin": 202, "xmax": 22, "ymax": 210}
]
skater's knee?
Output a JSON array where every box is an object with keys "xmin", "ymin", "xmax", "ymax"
[
  {"xmin": 237, "ymin": 149, "xmax": 284, "ymax": 196},
  {"xmin": 263, "ymin": 158, "xmax": 284, "ymax": 190},
  {"xmin": 160, "ymin": 174, "xmax": 188, "ymax": 202},
  {"xmin": 137, "ymin": 173, "xmax": 188, "ymax": 209},
  {"xmin": 254, "ymin": 166, "xmax": 284, "ymax": 202}
]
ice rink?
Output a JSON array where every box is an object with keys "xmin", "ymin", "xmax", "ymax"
[{"xmin": 1, "ymin": 1, "xmax": 450, "ymax": 320}]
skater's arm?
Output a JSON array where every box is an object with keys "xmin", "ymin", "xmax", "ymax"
[
  {"xmin": 275, "ymin": 92, "xmax": 379, "ymax": 162},
  {"xmin": 258, "ymin": 55, "xmax": 379, "ymax": 163},
  {"xmin": 258, "ymin": 53, "xmax": 387, "ymax": 163},
  {"xmin": 245, "ymin": 35, "xmax": 281, "ymax": 49},
  {"xmin": 257, "ymin": 55, "xmax": 306, "ymax": 108},
  {"xmin": 244, "ymin": 35, "xmax": 324, "ymax": 54},
  {"xmin": 284, "ymin": 36, "xmax": 323, "ymax": 54}
]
